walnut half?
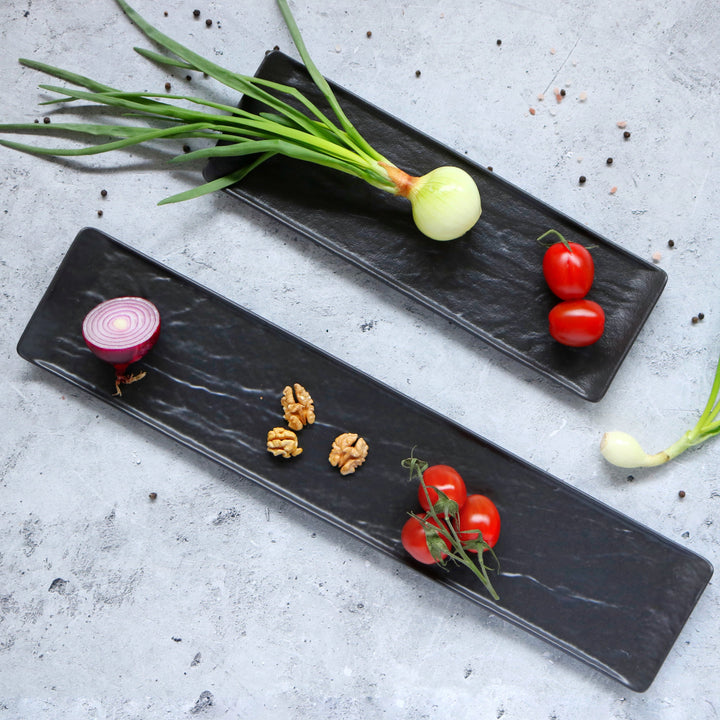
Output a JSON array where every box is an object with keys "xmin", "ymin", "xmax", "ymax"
[
  {"xmin": 281, "ymin": 383, "xmax": 316, "ymax": 431},
  {"xmin": 328, "ymin": 433, "xmax": 369, "ymax": 475},
  {"xmin": 267, "ymin": 427, "xmax": 303, "ymax": 458}
]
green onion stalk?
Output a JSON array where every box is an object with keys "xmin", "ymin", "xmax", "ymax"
[
  {"xmin": 0, "ymin": 0, "xmax": 481, "ymax": 242},
  {"xmin": 601, "ymin": 350, "xmax": 720, "ymax": 468}
]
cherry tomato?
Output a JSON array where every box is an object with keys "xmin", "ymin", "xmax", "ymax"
[
  {"xmin": 456, "ymin": 494, "xmax": 501, "ymax": 550},
  {"xmin": 419, "ymin": 464, "xmax": 467, "ymax": 514},
  {"xmin": 549, "ymin": 299, "xmax": 605, "ymax": 347},
  {"xmin": 543, "ymin": 241, "xmax": 595, "ymax": 300},
  {"xmin": 401, "ymin": 514, "xmax": 451, "ymax": 565}
]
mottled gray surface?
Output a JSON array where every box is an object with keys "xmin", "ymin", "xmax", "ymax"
[{"xmin": 0, "ymin": 0, "xmax": 718, "ymax": 718}]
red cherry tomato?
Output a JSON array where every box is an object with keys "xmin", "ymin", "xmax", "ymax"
[
  {"xmin": 419, "ymin": 464, "xmax": 467, "ymax": 514},
  {"xmin": 549, "ymin": 299, "xmax": 605, "ymax": 347},
  {"xmin": 401, "ymin": 514, "xmax": 451, "ymax": 565},
  {"xmin": 543, "ymin": 241, "xmax": 595, "ymax": 300},
  {"xmin": 456, "ymin": 494, "xmax": 501, "ymax": 550}
]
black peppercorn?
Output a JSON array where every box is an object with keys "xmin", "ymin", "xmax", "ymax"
[
  {"xmin": 205, "ymin": 18, "xmax": 212, "ymax": 27},
  {"xmin": 579, "ymin": 175, "xmax": 586, "ymax": 184},
  {"xmin": 623, "ymin": 130, "xmax": 631, "ymax": 139},
  {"xmin": 698, "ymin": 312, "xmax": 705, "ymax": 320},
  {"xmin": 692, "ymin": 316, "xmax": 699, "ymax": 324},
  {"xmin": 97, "ymin": 209, "xmax": 103, "ymax": 217},
  {"xmin": 668, "ymin": 239, "xmax": 675, "ymax": 247},
  {"xmin": 100, "ymin": 189, "xmax": 108, "ymax": 197},
  {"xmin": 496, "ymin": 39, "xmax": 502, "ymax": 46},
  {"xmin": 193, "ymin": 9, "xmax": 200, "ymax": 17},
  {"xmin": 43, "ymin": 116, "xmax": 51, "ymax": 124},
  {"xmin": 606, "ymin": 157, "xmax": 613, "ymax": 165},
  {"xmin": 415, "ymin": 69, "xmax": 421, "ymax": 77},
  {"xmin": 560, "ymin": 88, "xmax": 566, "ymax": 97},
  {"xmin": 678, "ymin": 490, "xmax": 686, "ymax": 498},
  {"xmin": 366, "ymin": 30, "xmax": 372, "ymax": 38}
]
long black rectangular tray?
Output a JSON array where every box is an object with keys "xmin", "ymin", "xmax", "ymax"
[
  {"xmin": 204, "ymin": 51, "xmax": 668, "ymax": 402},
  {"xmin": 17, "ymin": 228, "xmax": 711, "ymax": 692}
]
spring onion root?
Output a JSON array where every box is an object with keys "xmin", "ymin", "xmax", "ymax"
[
  {"xmin": 601, "ymin": 350, "xmax": 720, "ymax": 469},
  {"xmin": 82, "ymin": 296, "xmax": 161, "ymax": 396},
  {"xmin": 0, "ymin": 0, "xmax": 481, "ymax": 241}
]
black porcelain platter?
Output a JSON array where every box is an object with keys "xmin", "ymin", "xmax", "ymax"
[
  {"xmin": 17, "ymin": 228, "xmax": 711, "ymax": 692},
  {"xmin": 204, "ymin": 51, "xmax": 668, "ymax": 402}
]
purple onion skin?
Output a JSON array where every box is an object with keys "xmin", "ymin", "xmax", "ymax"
[
  {"xmin": 82, "ymin": 296, "xmax": 161, "ymax": 374},
  {"xmin": 83, "ymin": 326, "xmax": 161, "ymax": 372}
]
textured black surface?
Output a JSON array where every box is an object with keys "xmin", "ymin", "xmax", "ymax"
[
  {"xmin": 17, "ymin": 228, "xmax": 712, "ymax": 692},
  {"xmin": 204, "ymin": 52, "xmax": 668, "ymax": 402}
]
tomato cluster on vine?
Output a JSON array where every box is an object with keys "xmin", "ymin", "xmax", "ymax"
[{"xmin": 400, "ymin": 456, "xmax": 501, "ymax": 600}]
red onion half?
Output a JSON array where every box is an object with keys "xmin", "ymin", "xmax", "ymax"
[{"xmin": 82, "ymin": 296, "xmax": 161, "ymax": 395}]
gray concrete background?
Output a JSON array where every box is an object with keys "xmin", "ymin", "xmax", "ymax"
[{"xmin": 1, "ymin": 0, "xmax": 718, "ymax": 717}]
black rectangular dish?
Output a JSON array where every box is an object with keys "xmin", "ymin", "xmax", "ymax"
[
  {"xmin": 204, "ymin": 51, "xmax": 668, "ymax": 402},
  {"xmin": 17, "ymin": 228, "xmax": 711, "ymax": 692}
]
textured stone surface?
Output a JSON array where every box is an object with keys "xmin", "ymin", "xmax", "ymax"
[{"xmin": 1, "ymin": 0, "xmax": 718, "ymax": 717}]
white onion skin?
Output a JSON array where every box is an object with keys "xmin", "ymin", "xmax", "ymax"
[
  {"xmin": 82, "ymin": 296, "xmax": 160, "ymax": 371},
  {"xmin": 379, "ymin": 162, "xmax": 482, "ymax": 241},
  {"xmin": 407, "ymin": 166, "xmax": 482, "ymax": 242},
  {"xmin": 600, "ymin": 431, "xmax": 669, "ymax": 468}
]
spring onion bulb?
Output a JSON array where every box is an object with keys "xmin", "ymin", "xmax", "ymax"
[
  {"xmin": 0, "ymin": 0, "xmax": 482, "ymax": 242},
  {"xmin": 82, "ymin": 296, "xmax": 161, "ymax": 396},
  {"xmin": 601, "ymin": 350, "xmax": 720, "ymax": 469}
]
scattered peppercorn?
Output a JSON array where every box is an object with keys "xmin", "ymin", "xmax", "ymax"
[
  {"xmin": 186, "ymin": 74, "xmax": 192, "ymax": 81},
  {"xmin": 43, "ymin": 116, "xmax": 51, "ymax": 124},
  {"xmin": 366, "ymin": 30, "xmax": 372, "ymax": 38},
  {"xmin": 579, "ymin": 175, "xmax": 586, "ymax": 184},
  {"xmin": 193, "ymin": 9, "xmax": 200, "ymax": 17},
  {"xmin": 606, "ymin": 157, "xmax": 613, "ymax": 165},
  {"xmin": 34, "ymin": 119, "xmax": 39, "ymax": 124},
  {"xmin": 668, "ymin": 239, "xmax": 675, "ymax": 248},
  {"xmin": 205, "ymin": 18, "xmax": 212, "ymax": 27},
  {"xmin": 149, "ymin": 492, "xmax": 158, "ymax": 500},
  {"xmin": 415, "ymin": 69, "xmax": 421, "ymax": 77},
  {"xmin": 692, "ymin": 316, "xmax": 699, "ymax": 324},
  {"xmin": 273, "ymin": 45, "xmax": 279, "ymax": 51},
  {"xmin": 678, "ymin": 490, "xmax": 686, "ymax": 498},
  {"xmin": 100, "ymin": 189, "xmax": 108, "ymax": 197},
  {"xmin": 97, "ymin": 209, "xmax": 103, "ymax": 217},
  {"xmin": 623, "ymin": 131, "xmax": 631, "ymax": 139},
  {"xmin": 560, "ymin": 88, "xmax": 566, "ymax": 97},
  {"xmin": 698, "ymin": 312, "xmax": 705, "ymax": 320},
  {"xmin": 627, "ymin": 475, "xmax": 634, "ymax": 482},
  {"xmin": 164, "ymin": 11, "xmax": 168, "ymax": 17},
  {"xmin": 183, "ymin": 145, "xmax": 191, "ymax": 153},
  {"xmin": 496, "ymin": 39, "xmax": 502, "ymax": 46},
  {"xmin": 487, "ymin": 166, "xmax": 493, "ymax": 172}
]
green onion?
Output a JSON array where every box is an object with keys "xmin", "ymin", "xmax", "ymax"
[
  {"xmin": 0, "ymin": 0, "xmax": 482, "ymax": 241},
  {"xmin": 600, "ymin": 350, "xmax": 720, "ymax": 468}
]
